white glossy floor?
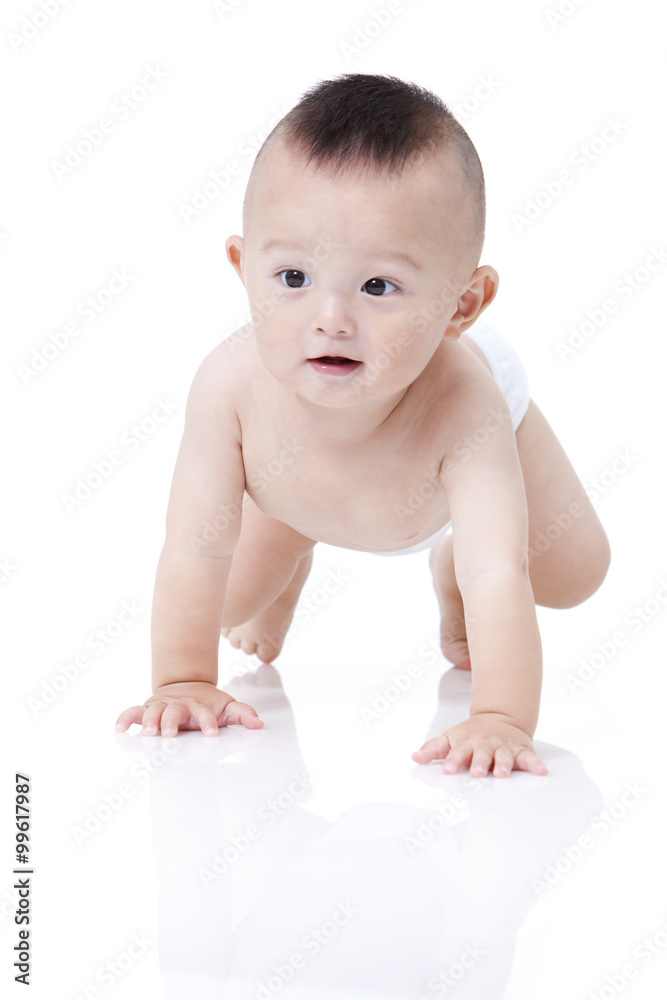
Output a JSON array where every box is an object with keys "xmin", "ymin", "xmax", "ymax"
[
  {"xmin": 115, "ymin": 660, "xmax": 610, "ymax": 1000},
  {"xmin": 3, "ymin": 2, "xmax": 666, "ymax": 998}
]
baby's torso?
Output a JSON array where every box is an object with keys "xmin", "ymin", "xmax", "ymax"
[{"xmin": 229, "ymin": 330, "xmax": 496, "ymax": 553}]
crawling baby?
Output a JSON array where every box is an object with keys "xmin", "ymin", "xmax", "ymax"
[{"xmin": 115, "ymin": 73, "xmax": 610, "ymax": 778}]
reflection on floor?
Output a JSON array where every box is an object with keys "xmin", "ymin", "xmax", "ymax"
[{"xmin": 116, "ymin": 663, "xmax": 603, "ymax": 1000}]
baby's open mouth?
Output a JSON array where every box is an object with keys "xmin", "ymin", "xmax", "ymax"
[{"xmin": 310, "ymin": 356, "xmax": 359, "ymax": 364}]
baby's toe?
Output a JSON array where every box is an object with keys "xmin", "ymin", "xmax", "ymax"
[
  {"xmin": 224, "ymin": 629, "xmax": 243, "ymax": 651},
  {"xmin": 255, "ymin": 640, "xmax": 279, "ymax": 663},
  {"xmin": 441, "ymin": 632, "xmax": 471, "ymax": 669}
]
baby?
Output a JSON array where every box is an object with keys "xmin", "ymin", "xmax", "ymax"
[{"xmin": 115, "ymin": 73, "xmax": 610, "ymax": 778}]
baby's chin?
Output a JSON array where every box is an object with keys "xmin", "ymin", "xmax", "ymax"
[{"xmin": 293, "ymin": 379, "xmax": 417, "ymax": 417}]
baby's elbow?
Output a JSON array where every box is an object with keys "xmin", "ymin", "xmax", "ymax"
[{"xmin": 457, "ymin": 561, "xmax": 530, "ymax": 601}]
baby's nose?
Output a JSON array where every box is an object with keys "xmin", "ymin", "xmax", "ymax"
[{"xmin": 310, "ymin": 293, "xmax": 356, "ymax": 337}]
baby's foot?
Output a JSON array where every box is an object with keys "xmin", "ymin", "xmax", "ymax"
[
  {"xmin": 221, "ymin": 606, "xmax": 290, "ymax": 663},
  {"xmin": 429, "ymin": 537, "xmax": 471, "ymax": 670},
  {"xmin": 436, "ymin": 591, "xmax": 471, "ymax": 669},
  {"xmin": 221, "ymin": 553, "xmax": 311, "ymax": 663}
]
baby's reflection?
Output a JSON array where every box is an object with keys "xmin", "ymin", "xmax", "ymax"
[{"xmin": 117, "ymin": 662, "xmax": 603, "ymax": 1000}]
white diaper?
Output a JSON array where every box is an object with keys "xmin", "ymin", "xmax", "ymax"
[
  {"xmin": 377, "ymin": 320, "xmax": 530, "ymax": 557},
  {"xmin": 465, "ymin": 319, "xmax": 531, "ymax": 432}
]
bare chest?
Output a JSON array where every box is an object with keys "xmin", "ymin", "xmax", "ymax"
[{"xmin": 238, "ymin": 382, "xmax": 451, "ymax": 553}]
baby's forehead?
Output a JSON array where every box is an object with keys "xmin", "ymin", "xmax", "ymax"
[{"xmin": 246, "ymin": 140, "xmax": 463, "ymax": 222}]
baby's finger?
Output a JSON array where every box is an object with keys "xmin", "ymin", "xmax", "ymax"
[
  {"xmin": 441, "ymin": 744, "xmax": 472, "ymax": 775},
  {"xmin": 513, "ymin": 748, "xmax": 549, "ymax": 776},
  {"xmin": 190, "ymin": 703, "xmax": 222, "ymax": 737},
  {"xmin": 115, "ymin": 706, "xmax": 147, "ymax": 732},
  {"xmin": 219, "ymin": 698, "xmax": 264, "ymax": 729},
  {"xmin": 411, "ymin": 734, "xmax": 451, "ymax": 764},
  {"xmin": 159, "ymin": 701, "xmax": 193, "ymax": 736},
  {"xmin": 140, "ymin": 701, "xmax": 167, "ymax": 735},
  {"xmin": 492, "ymin": 747, "xmax": 515, "ymax": 778},
  {"xmin": 469, "ymin": 747, "xmax": 495, "ymax": 778}
]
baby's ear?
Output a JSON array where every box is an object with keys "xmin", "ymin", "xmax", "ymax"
[
  {"xmin": 446, "ymin": 265, "xmax": 499, "ymax": 336},
  {"xmin": 225, "ymin": 235, "xmax": 245, "ymax": 284}
]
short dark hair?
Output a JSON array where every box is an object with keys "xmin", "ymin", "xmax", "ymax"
[{"xmin": 246, "ymin": 73, "xmax": 486, "ymax": 264}]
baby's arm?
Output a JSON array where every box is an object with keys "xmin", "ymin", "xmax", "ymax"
[
  {"xmin": 115, "ymin": 345, "xmax": 263, "ymax": 736},
  {"xmin": 413, "ymin": 384, "xmax": 546, "ymax": 777}
]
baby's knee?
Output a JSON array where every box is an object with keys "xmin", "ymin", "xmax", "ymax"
[
  {"xmin": 587, "ymin": 526, "xmax": 611, "ymax": 596},
  {"xmin": 565, "ymin": 524, "xmax": 611, "ymax": 608}
]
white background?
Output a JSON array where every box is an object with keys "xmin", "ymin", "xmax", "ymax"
[{"xmin": 2, "ymin": 1, "xmax": 666, "ymax": 998}]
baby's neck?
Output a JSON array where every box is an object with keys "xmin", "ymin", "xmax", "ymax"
[{"xmin": 292, "ymin": 388, "xmax": 410, "ymax": 447}]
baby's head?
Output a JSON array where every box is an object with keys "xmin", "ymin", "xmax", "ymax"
[{"xmin": 226, "ymin": 73, "xmax": 498, "ymax": 408}]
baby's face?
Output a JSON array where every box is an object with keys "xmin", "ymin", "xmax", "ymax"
[{"xmin": 227, "ymin": 139, "xmax": 481, "ymax": 408}]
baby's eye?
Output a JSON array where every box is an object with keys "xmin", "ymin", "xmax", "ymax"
[
  {"xmin": 362, "ymin": 278, "xmax": 398, "ymax": 296},
  {"xmin": 278, "ymin": 269, "xmax": 311, "ymax": 289}
]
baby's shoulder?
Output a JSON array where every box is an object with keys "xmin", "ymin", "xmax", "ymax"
[
  {"xmin": 429, "ymin": 338, "xmax": 508, "ymax": 448},
  {"xmin": 185, "ymin": 325, "xmax": 254, "ymax": 427},
  {"xmin": 195, "ymin": 324, "xmax": 254, "ymax": 385}
]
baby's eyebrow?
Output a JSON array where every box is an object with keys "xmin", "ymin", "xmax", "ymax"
[
  {"xmin": 260, "ymin": 238, "xmax": 421, "ymax": 270},
  {"xmin": 260, "ymin": 238, "xmax": 304, "ymax": 254},
  {"xmin": 377, "ymin": 249, "xmax": 422, "ymax": 270}
]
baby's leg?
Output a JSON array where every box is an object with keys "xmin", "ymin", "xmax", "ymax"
[
  {"xmin": 430, "ymin": 399, "xmax": 611, "ymax": 667},
  {"xmin": 220, "ymin": 495, "xmax": 316, "ymax": 662},
  {"xmin": 429, "ymin": 532, "xmax": 470, "ymax": 668}
]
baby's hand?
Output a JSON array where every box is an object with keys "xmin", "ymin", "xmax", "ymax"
[
  {"xmin": 412, "ymin": 713, "xmax": 547, "ymax": 778},
  {"xmin": 115, "ymin": 681, "xmax": 264, "ymax": 737}
]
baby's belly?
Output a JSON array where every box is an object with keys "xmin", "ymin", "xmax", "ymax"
[{"xmin": 245, "ymin": 477, "xmax": 452, "ymax": 554}]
